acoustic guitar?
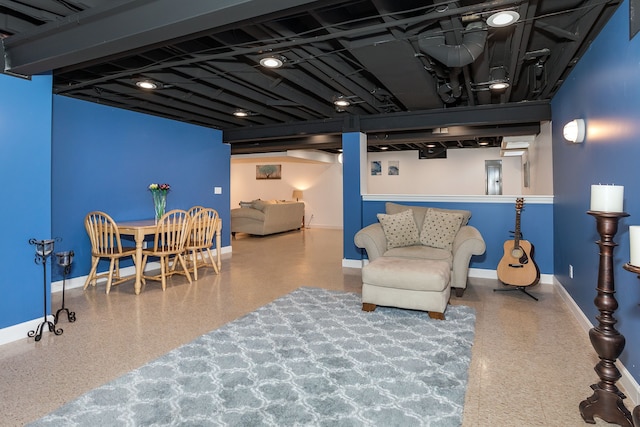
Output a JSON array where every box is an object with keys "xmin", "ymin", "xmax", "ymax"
[{"xmin": 497, "ymin": 198, "xmax": 540, "ymax": 287}]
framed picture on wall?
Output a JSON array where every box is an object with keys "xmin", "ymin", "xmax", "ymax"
[
  {"xmin": 256, "ymin": 164, "xmax": 282, "ymax": 179},
  {"xmin": 371, "ymin": 161, "xmax": 382, "ymax": 175},
  {"xmin": 388, "ymin": 160, "xmax": 399, "ymax": 175}
]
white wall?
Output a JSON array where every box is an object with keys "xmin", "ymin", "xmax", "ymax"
[
  {"xmin": 231, "ymin": 155, "xmax": 344, "ymax": 228},
  {"xmin": 230, "ymin": 127, "xmax": 553, "ymax": 229},
  {"xmin": 367, "ymin": 125, "xmax": 553, "ymax": 196},
  {"xmin": 523, "ymin": 121, "xmax": 554, "ymax": 196},
  {"xmin": 367, "ymin": 148, "xmax": 523, "ymax": 195}
]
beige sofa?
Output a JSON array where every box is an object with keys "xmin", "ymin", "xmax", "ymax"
[
  {"xmin": 354, "ymin": 202, "xmax": 486, "ymax": 303},
  {"xmin": 231, "ymin": 200, "xmax": 304, "ymax": 236}
]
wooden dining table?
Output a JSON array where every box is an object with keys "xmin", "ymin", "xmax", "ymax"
[
  {"xmin": 118, "ymin": 218, "xmax": 222, "ymax": 295},
  {"xmin": 117, "ymin": 219, "xmax": 157, "ymax": 295}
]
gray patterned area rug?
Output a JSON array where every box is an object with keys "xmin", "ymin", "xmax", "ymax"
[{"xmin": 30, "ymin": 287, "xmax": 476, "ymax": 427}]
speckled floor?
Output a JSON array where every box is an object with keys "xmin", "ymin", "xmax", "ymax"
[{"xmin": 0, "ymin": 228, "xmax": 627, "ymax": 426}]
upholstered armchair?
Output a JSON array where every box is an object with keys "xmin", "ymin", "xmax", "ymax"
[{"xmin": 354, "ymin": 202, "xmax": 486, "ymax": 297}]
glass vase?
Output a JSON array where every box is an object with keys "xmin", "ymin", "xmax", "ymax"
[{"xmin": 152, "ymin": 191, "xmax": 167, "ymax": 222}]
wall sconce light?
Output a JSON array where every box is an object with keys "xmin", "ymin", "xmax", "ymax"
[{"xmin": 563, "ymin": 119, "xmax": 586, "ymax": 143}]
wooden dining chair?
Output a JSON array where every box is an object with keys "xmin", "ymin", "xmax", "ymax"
[
  {"xmin": 83, "ymin": 211, "xmax": 137, "ymax": 294},
  {"xmin": 181, "ymin": 207, "xmax": 220, "ymax": 280},
  {"xmin": 141, "ymin": 209, "xmax": 192, "ymax": 291},
  {"xmin": 187, "ymin": 205, "xmax": 206, "ymax": 216}
]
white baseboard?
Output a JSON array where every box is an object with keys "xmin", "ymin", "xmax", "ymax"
[
  {"xmin": 554, "ymin": 278, "xmax": 640, "ymax": 407},
  {"xmin": 342, "ymin": 258, "xmax": 364, "ymax": 268},
  {"xmin": 467, "ymin": 267, "xmax": 554, "ymax": 285},
  {"xmin": 0, "ymin": 316, "xmax": 56, "ymax": 346},
  {"xmin": 306, "ymin": 224, "xmax": 342, "ymax": 230}
]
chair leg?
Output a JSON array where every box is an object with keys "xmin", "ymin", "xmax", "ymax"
[
  {"xmin": 160, "ymin": 256, "xmax": 167, "ymax": 291},
  {"xmin": 205, "ymin": 248, "xmax": 219, "ymax": 274},
  {"xmin": 114, "ymin": 260, "xmax": 121, "ymax": 281},
  {"xmin": 177, "ymin": 254, "xmax": 192, "ymax": 284},
  {"xmin": 141, "ymin": 254, "xmax": 149, "ymax": 286},
  {"xmin": 84, "ymin": 257, "xmax": 100, "ymax": 290},
  {"xmin": 191, "ymin": 249, "xmax": 198, "ymax": 281},
  {"xmin": 106, "ymin": 259, "xmax": 116, "ymax": 294}
]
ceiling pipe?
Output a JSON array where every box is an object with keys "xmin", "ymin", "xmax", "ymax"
[
  {"xmin": 438, "ymin": 68, "xmax": 463, "ymax": 103},
  {"xmin": 418, "ymin": 22, "xmax": 487, "ymax": 68}
]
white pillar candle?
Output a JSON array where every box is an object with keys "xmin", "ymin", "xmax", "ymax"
[
  {"xmin": 590, "ymin": 184, "xmax": 624, "ymax": 212},
  {"xmin": 631, "ymin": 226, "xmax": 640, "ymax": 267}
]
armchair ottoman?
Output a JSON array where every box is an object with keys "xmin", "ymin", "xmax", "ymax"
[{"xmin": 362, "ymin": 257, "xmax": 451, "ymax": 320}]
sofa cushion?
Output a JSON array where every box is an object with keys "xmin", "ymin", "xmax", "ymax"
[
  {"xmin": 251, "ymin": 199, "xmax": 275, "ymax": 212},
  {"xmin": 231, "ymin": 207, "xmax": 265, "ymax": 221},
  {"xmin": 384, "ymin": 245, "xmax": 452, "ymax": 266},
  {"xmin": 420, "ymin": 209, "xmax": 464, "ymax": 251},
  {"xmin": 362, "ymin": 257, "xmax": 451, "ymax": 292},
  {"xmin": 385, "ymin": 202, "xmax": 471, "ymax": 230},
  {"xmin": 376, "ymin": 209, "xmax": 420, "ymax": 249}
]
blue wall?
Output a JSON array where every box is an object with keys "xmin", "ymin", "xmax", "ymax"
[
  {"xmin": 51, "ymin": 96, "xmax": 230, "ymax": 282},
  {"xmin": 0, "ymin": 83, "xmax": 231, "ymax": 333},
  {"xmin": 342, "ymin": 133, "xmax": 365, "ymax": 261},
  {"xmin": 360, "ymin": 200, "xmax": 554, "ymax": 274},
  {"xmin": 0, "ymin": 73, "xmax": 53, "ymax": 328},
  {"xmin": 552, "ymin": 1, "xmax": 640, "ymax": 381}
]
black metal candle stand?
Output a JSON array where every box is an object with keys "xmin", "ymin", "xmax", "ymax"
[
  {"xmin": 621, "ymin": 262, "xmax": 640, "ymax": 427},
  {"xmin": 28, "ymin": 238, "xmax": 63, "ymax": 341},
  {"xmin": 579, "ymin": 211, "xmax": 633, "ymax": 426},
  {"xmin": 54, "ymin": 250, "xmax": 76, "ymax": 324}
]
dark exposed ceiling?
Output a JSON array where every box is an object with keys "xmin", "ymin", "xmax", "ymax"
[{"xmin": 0, "ymin": 0, "xmax": 621, "ymax": 154}]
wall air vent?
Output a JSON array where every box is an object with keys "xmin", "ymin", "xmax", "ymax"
[{"xmin": 419, "ymin": 147, "xmax": 447, "ymax": 159}]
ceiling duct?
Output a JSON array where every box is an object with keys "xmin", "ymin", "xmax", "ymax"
[{"xmin": 419, "ymin": 22, "xmax": 487, "ymax": 68}]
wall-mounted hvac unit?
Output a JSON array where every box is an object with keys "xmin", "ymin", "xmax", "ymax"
[{"xmin": 419, "ymin": 147, "xmax": 447, "ymax": 159}]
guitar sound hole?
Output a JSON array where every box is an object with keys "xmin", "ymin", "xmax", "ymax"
[{"xmin": 511, "ymin": 248, "xmax": 523, "ymax": 258}]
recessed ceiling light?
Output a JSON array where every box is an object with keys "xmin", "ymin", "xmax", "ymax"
[
  {"xmin": 487, "ymin": 10, "xmax": 520, "ymax": 28},
  {"xmin": 478, "ymin": 140, "xmax": 490, "ymax": 146},
  {"xmin": 333, "ymin": 96, "xmax": 351, "ymax": 107},
  {"xmin": 427, "ymin": 143, "xmax": 437, "ymax": 148},
  {"xmin": 380, "ymin": 146, "xmax": 389, "ymax": 150},
  {"xmin": 233, "ymin": 109, "xmax": 250, "ymax": 117},
  {"xmin": 135, "ymin": 79, "xmax": 159, "ymax": 90},
  {"xmin": 489, "ymin": 81, "xmax": 510, "ymax": 90},
  {"xmin": 259, "ymin": 56, "xmax": 285, "ymax": 68}
]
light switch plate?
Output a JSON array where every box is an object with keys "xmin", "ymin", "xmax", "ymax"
[{"xmin": 214, "ymin": 187, "xmax": 222, "ymax": 194}]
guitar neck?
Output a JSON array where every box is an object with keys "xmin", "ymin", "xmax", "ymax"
[{"xmin": 514, "ymin": 210, "xmax": 522, "ymax": 247}]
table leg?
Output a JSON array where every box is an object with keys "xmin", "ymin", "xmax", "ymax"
[
  {"xmin": 216, "ymin": 221, "xmax": 222, "ymax": 271},
  {"xmin": 134, "ymin": 231, "xmax": 144, "ymax": 295}
]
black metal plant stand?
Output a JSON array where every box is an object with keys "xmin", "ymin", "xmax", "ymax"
[
  {"xmin": 28, "ymin": 239, "xmax": 63, "ymax": 341},
  {"xmin": 54, "ymin": 251, "xmax": 76, "ymax": 324}
]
